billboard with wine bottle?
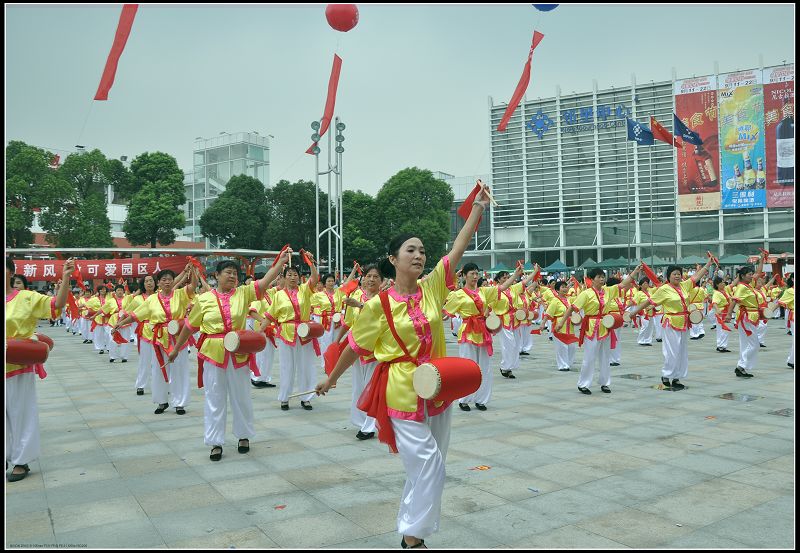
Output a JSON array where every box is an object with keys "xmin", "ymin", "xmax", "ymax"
[{"xmin": 762, "ymin": 65, "xmax": 794, "ymax": 208}]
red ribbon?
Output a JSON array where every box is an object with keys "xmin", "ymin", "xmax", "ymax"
[
  {"xmin": 306, "ymin": 54, "xmax": 343, "ymax": 154},
  {"xmin": 497, "ymin": 31, "xmax": 545, "ymax": 132},
  {"xmin": 271, "ymin": 244, "xmax": 290, "ymax": 268},
  {"xmin": 94, "ymin": 4, "xmax": 138, "ymax": 101},
  {"xmin": 187, "ymin": 255, "xmax": 206, "ymax": 277}
]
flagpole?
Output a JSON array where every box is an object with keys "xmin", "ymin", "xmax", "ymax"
[
  {"xmin": 649, "ymin": 141, "xmax": 654, "ymax": 260},
  {"xmin": 625, "ymin": 134, "xmax": 631, "ymax": 268}
]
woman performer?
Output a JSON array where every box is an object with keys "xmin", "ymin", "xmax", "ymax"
[
  {"xmin": 443, "ymin": 262, "xmax": 515, "ymax": 411},
  {"xmin": 267, "ymin": 252, "xmax": 320, "ymax": 411},
  {"xmin": 688, "ymin": 278, "xmax": 708, "ymax": 340},
  {"xmin": 557, "ymin": 266, "xmax": 641, "ymax": 394},
  {"xmin": 316, "ymin": 183, "xmax": 491, "ymax": 549},
  {"xmin": 129, "ymin": 275, "xmax": 156, "ymax": 395},
  {"xmin": 778, "ymin": 276, "xmax": 794, "ymax": 368},
  {"xmin": 731, "ymin": 265, "xmax": 763, "ymax": 378},
  {"xmin": 247, "ymin": 276, "xmax": 280, "ymax": 388},
  {"xmin": 606, "ymin": 277, "xmax": 625, "ymax": 367},
  {"xmin": 544, "ymin": 280, "xmax": 578, "ymax": 371},
  {"xmin": 104, "ymin": 284, "xmax": 134, "ymax": 363},
  {"xmin": 335, "ymin": 264, "xmax": 383, "ymax": 438},
  {"xmin": 78, "ymin": 288, "xmax": 94, "ymax": 344},
  {"xmin": 312, "ymin": 269, "xmax": 356, "ymax": 371},
  {"xmin": 635, "ymin": 278, "xmax": 656, "ymax": 346},
  {"xmin": 494, "ymin": 265, "xmax": 529, "ymax": 379},
  {"xmin": 167, "ymin": 253, "xmax": 291, "ymax": 461},
  {"xmin": 753, "ymin": 273, "xmax": 776, "ymax": 348},
  {"xmin": 630, "ymin": 260, "xmax": 714, "ymax": 389},
  {"xmin": 6, "ymin": 257, "xmax": 74, "ymax": 482},
  {"xmin": 85, "ymin": 285, "xmax": 111, "ymax": 355},
  {"xmin": 113, "ymin": 266, "xmax": 197, "ymax": 414},
  {"xmin": 711, "ymin": 276, "xmax": 735, "ymax": 353}
]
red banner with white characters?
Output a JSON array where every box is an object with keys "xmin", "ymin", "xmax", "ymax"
[
  {"xmin": 674, "ymin": 75, "xmax": 721, "ymax": 212},
  {"xmin": 762, "ymin": 65, "xmax": 794, "ymax": 208},
  {"xmin": 12, "ymin": 257, "xmax": 189, "ymax": 283}
]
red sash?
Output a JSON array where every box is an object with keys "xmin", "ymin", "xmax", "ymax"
[
  {"xmin": 579, "ymin": 288, "xmax": 617, "ymax": 349},
  {"xmin": 552, "ymin": 295, "xmax": 578, "ymax": 344},
  {"xmin": 461, "ymin": 288, "xmax": 493, "ymax": 355},
  {"xmin": 284, "ymin": 289, "xmax": 321, "ymax": 355}
]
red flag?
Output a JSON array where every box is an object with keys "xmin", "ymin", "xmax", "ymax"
[
  {"xmin": 497, "ymin": 31, "xmax": 545, "ymax": 132},
  {"xmin": 187, "ymin": 255, "xmax": 206, "ymax": 277},
  {"xmin": 94, "ymin": 4, "xmax": 139, "ymax": 101},
  {"xmin": 457, "ymin": 182, "xmax": 484, "ymax": 231},
  {"xmin": 340, "ymin": 279, "xmax": 359, "ymax": 296},
  {"xmin": 650, "ymin": 116, "xmax": 682, "ymax": 148},
  {"xmin": 299, "ymin": 249, "xmax": 314, "ymax": 267},
  {"xmin": 73, "ymin": 266, "xmax": 86, "ymax": 291},
  {"xmin": 271, "ymin": 245, "xmax": 290, "ymax": 268},
  {"xmin": 354, "ymin": 262, "xmax": 363, "ymax": 276},
  {"xmin": 323, "ymin": 339, "xmax": 348, "ymax": 376},
  {"xmin": 111, "ymin": 330, "xmax": 129, "ymax": 345},
  {"xmin": 307, "ymin": 54, "xmax": 343, "ymax": 154},
  {"xmin": 584, "ymin": 276, "xmax": 592, "ymax": 288},
  {"xmin": 641, "ymin": 262, "xmax": 662, "ymax": 286},
  {"xmin": 66, "ymin": 292, "xmax": 80, "ymax": 319}
]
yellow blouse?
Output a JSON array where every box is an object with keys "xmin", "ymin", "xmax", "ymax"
[
  {"xmin": 102, "ymin": 294, "xmax": 136, "ymax": 327},
  {"xmin": 349, "ymin": 257, "xmax": 454, "ymax": 420},
  {"xmin": 572, "ymin": 284, "xmax": 623, "ymax": 339},
  {"xmin": 495, "ymin": 282, "xmax": 523, "ymax": 329},
  {"xmin": 650, "ymin": 279, "xmax": 696, "ymax": 331},
  {"xmin": 778, "ymin": 287, "xmax": 794, "ymax": 312},
  {"xmin": 545, "ymin": 294, "xmax": 574, "ymax": 334},
  {"xmin": 732, "ymin": 283, "xmax": 762, "ymax": 324},
  {"xmin": 6, "ymin": 290, "xmax": 60, "ymax": 378},
  {"xmin": 131, "ymin": 287, "xmax": 192, "ymax": 349},
  {"xmin": 442, "ymin": 286, "xmax": 500, "ymax": 348},
  {"xmin": 267, "ymin": 282, "xmax": 314, "ymax": 345}
]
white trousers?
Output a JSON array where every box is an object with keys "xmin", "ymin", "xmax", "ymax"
[
  {"xmin": 661, "ymin": 326, "xmax": 689, "ymax": 380},
  {"xmin": 93, "ymin": 325, "xmax": 110, "ymax": 352},
  {"xmin": 499, "ymin": 328, "xmax": 520, "ymax": 371},
  {"xmin": 788, "ymin": 320, "xmax": 795, "ymax": 365},
  {"xmin": 689, "ymin": 320, "xmax": 705, "ymax": 338},
  {"xmin": 519, "ymin": 325, "xmax": 533, "ymax": 353},
  {"xmin": 5, "ymin": 373, "xmax": 40, "ymax": 466},
  {"xmin": 252, "ymin": 342, "xmax": 276, "ymax": 383},
  {"xmin": 151, "ymin": 347, "xmax": 190, "ymax": 408},
  {"xmin": 610, "ymin": 337, "xmax": 621, "ymax": 364},
  {"xmin": 554, "ymin": 337, "xmax": 577, "ymax": 370},
  {"xmin": 637, "ymin": 317, "xmax": 654, "ymax": 345},
  {"xmin": 109, "ymin": 326, "xmax": 132, "ymax": 360},
  {"xmin": 392, "ymin": 404, "xmax": 452, "ymax": 539},
  {"xmin": 351, "ymin": 359, "xmax": 377, "ymax": 432},
  {"xmin": 451, "ymin": 316, "xmax": 463, "ymax": 336},
  {"xmin": 737, "ymin": 323, "xmax": 760, "ymax": 371},
  {"xmin": 653, "ymin": 315, "xmax": 664, "ymax": 340},
  {"xmin": 277, "ymin": 340, "xmax": 317, "ymax": 402},
  {"xmin": 457, "ymin": 342, "xmax": 493, "ymax": 405},
  {"xmin": 203, "ymin": 359, "xmax": 254, "ymax": 446},
  {"xmin": 136, "ymin": 340, "xmax": 154, "ymax": 391},
  {"xmin": 756, "ymin": 320, "xmax": 768, "ymax": 345},
  {"xmin": 716, "ymin": 324, "xmax": 730, "ymax": 349},
  {"xmin": 577, "ymin": 337, "xmax": 611, "ymax": 388},
  {"xmin": 80, "ymin": 318, "xmax": 92, "ymax": 340}
]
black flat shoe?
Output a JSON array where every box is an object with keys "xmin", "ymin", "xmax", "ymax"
[
  {"xmin": 656, "ymin": 339, "xmax": 662, "ymax": 342},
  {"xmin": 109, "ymin": 359, "xmax": 115, "ymax": 363},
  {"xmin": 689, "ymin": 336, "xmax": 699, "ymax": 340},
  {"xmin": 671, "ymin": 379, "xmax": 686, "ymax": 390},
  {"xmin": 136, "ymin": 389, "xmax": 144, "ymax": 395},
  {"xmin": 475, "ymin": 403, "xmax": 487, "ymax": 411},
  {"xmin": 281, "ymin": 403, "xmax": 289, "ymax": 411},
  {"xmin": 610, "ymin": 362, "xmax": 620, "ymax": 366},
  {"xmin": 600, "ymin": 385, "xmax": 611, "ymax": 393},
  {"xmin": 176, "ymin": 407, "xmax": 186, "ymax": 415},
  {"xmin": 558, "ymin": 368, "xmax": 570, "ymax": 371},
  {"xmin": 99, "ymin": 350, "xmax": 105, "ymax": 354},
  {"xmin": 519, "ymin": 351, "xmax": 530, "ymax": 356},
  {"xmin": 578, "ymin": 387, "xmax": 592, "ymax": 395},
  {"xmin": 401, "ymin": 538, "xmax": 426, "ymax": 549},
  {"xmin": 238, "ymin": 439, "xmax": 250, "ymax": 453},
  {"xmin": 500, "ymin": 370, "xmax": 516, "ymax": 379},
  {"xmin": 640, "ymin": 343, "xmax": 653, "ymax": 346},
  {"xmin": 263, "ymin": 382, "xmax": 276, "ymax": 387},
  {"xmin": 251, "ymin": 379, "xmax": 268, "ymax": 388},
  {"xmin": 121, "ymin": 359, "xmax": 128, "ymax": 363},
  {"xmin": 7, "ymin": 464, "xmax": 30, "ymax": 482},
  {"xmin": 301, "ymin": 401, "xmax": 313, "ymax": 411},
  {"xmin": 459, "ymin": 403, "xmax": 471, "ymax": 411},
  {"xmin": 661, "ymin": 377, "xmax": 672, "ymax": 388},
  {"xmin": 356, "ymin": 431, "xmax": 375, "ymax": 440},
  {"xmin": 759, "ymin": 344, "xmax": 767, "ymax": 348},
  {"xmin": 788, "ymin": 363, "xmax": 794, "ymax": 368},
  {"xmin": 735, "ymin": 367, "xmax": 754, "ymax": 378},
  {"xmin": 154, "ymin": 403, "xmax": 169, "ymax": 414},
  {"xmin": 210, "ymin": 446, "xmax": 223, "ymax": 461}
]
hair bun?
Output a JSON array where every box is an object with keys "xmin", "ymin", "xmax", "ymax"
[{"xmin": 378, "ymin": 256, "xmax": 396, "ymax": 280}]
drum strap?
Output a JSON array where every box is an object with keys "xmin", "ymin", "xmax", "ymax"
[{"xmin": 379, "ymin": 291, "xmax": 414, "ymax": 361}]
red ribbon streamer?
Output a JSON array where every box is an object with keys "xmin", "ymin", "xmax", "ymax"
[
  {"xmin": 641, "ymin": 262, "xmax": 662, "ymax": 286},
  {"xmin": 271, "ymin": 245, "xmax": 290, "ymax": 268},
  {"xmin": 94, "ymin": 4, "xmax": 139, "ymax": 101},
  {"xmin": 306, "ymin": 54, "xmax": 343, "ymax": 154},
  {"xmin": 496, "ymin": 31, "xmax": 544, "ymax": 132}
]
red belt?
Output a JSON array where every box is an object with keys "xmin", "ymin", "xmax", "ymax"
[
  {"xmin": 357, "ymin": 355, "xmax": 414, "ymax": 455},
  {"xmin": 194, "ymin": 332, "xmax": 260, "ymax": 389},
  {"xmin": 736, "ymin": 307, "xmax": 758, "ymax": 336},
  {"xmin": 661, "ymin": 311, "xmax": 690, "ymax": 332},
  {"xmin": 461, "ymin": 315, "xmax": 493, "ymax": 355}
]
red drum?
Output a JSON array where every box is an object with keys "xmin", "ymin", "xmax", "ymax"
[
  {"xmin": 412, "ymin": 357, "xmax": 482, "ymax": 402},
  {"xmin": 570, "ymin": 312, "xmax": 583, "ymax": 325},
  {"xmin": 688, "ymin": 310, "xmax": 704, "ymax": 324},
  {"xmin": 485, "ymin": 312, "xmax": 502, "ymax": 334},
  {"xmin": 6, "ymin": 338, "xmax": 50, "ymax": 365},
  {"xmin": 514, "ymin": 309, "xmax": 527, "ymax": 322},
  {"xmin": 35, "ymin": 333, "xmax": 55, "ymax": 351},
  {"xmin": 332, "ymin": 312, "xmax": 343, "ymax": 324},
  {"xmin": 763, "ymin": 305, "xmax": 777, "ymax": 318},
  {"xmin": 601, "ymin": 313, "xmax": 625, "ymax": 330},
  {"xmin": 297, "ymin": 321, "xmax": 325, "ymax": 339},
  {"xmin": 223, "ymin": 330, "xmax": 267, "ymax": 353},
  {"xmin": 167, "ymin": 320, "xmax": 184, "ymax": 336},
  {"xmin": 622, "ymin": 311, "xmax": 632, "ymax": 323}
]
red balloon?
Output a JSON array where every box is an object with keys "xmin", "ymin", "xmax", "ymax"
[{"xmin": 325, "ymin": 4, "xmax": 359, "ymax": 32}]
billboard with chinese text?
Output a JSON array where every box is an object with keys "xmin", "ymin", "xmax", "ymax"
[
  {"xmin": 12, "ymin": 257, "xmax": 189, "ymax": 283},
  {"xmin": 674, "ymin": 76, "xmax": 721, "ymax": 212},
  {"xmin": 762, "ymin": 65, "xmax": 794, "ymax": 208},
  {"xmin": 718, "ymin": 70, "xmax": 766, "ymax": 209}
]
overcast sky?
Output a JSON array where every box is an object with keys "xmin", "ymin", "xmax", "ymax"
[{"xmin": 5, "ymin": 4, "xmax": 795, "ymax": 195}]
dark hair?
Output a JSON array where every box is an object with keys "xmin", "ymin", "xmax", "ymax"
[
  {"xmin": 283, "ymin": 265, "xmax": 300, "ymax": 278},
  {"xmin": 713, "ymin": 276, "xmax": 725, "ymax": 289},
  {"xmin": 96, "ymin": 285, "xmax": 107, "ymax": 293},
  {"xmin": 114, "ymin": 284, "xmax": 125, "ymax": 292},
  {"xmin": 155, "ymin": 269, "xmax": 177, "ymax": 282},
  {"xmin": 6, "ymin": 258, "xmax": 15, "ymax": 273},
  {"xmin": 588, "ymin": 268, "xmax": 606, "ymax": 280},
  {"xmin": 139, "ymin": 274, "xmax": 156, "ymax": 292},
  {"xmin": 786, "ymin": 276, "xmax": 794, "ymax": 288},
  {"xmin": 477, "ymin": 277, "xmax": 487, "ymax": 287},
  {"xmin": 13, "ymin": 274, "xmax": 29, "ymax": 289},
  {"xmin": 738, "ymin": 265, "xmax": 755, "ymax": 278},
  {"xmin": 540, "ymin": 278, "xmax": 548, "ymax": 286},
  {"xmin": 496, "ymin": 271, "xmax": 510, "ymax": 281},
  {"xmin": 322, "ymin": 273, "xmax": 336, "ymax": 285},
  {"xmin": 665, "ymin": 265, "xmax": 683, "ymax": 280},
  {"xmin": 360, "ymin": 264, "xmax": 382, "ymax": 280},
  {"xmin": 554, "ymin": 280, "xmax": 567, "ymax": 291},
  {"xmin": 463, "ymin": 262, "xmax": 480, "ymax": 274},
  {"xmin": 216, "ymin": 260, "xmax": 241, "ymax": 275},
  {"xmin": 378, "ymin": 233, "xmax": 421, "ymax": 280},
  {"xmin": 606, "ymin": 276, "xmax": 621, "ymax": 286},
  {"xmin": 638, "ymin": 277, "xmax": 650, "ymax": 286}
]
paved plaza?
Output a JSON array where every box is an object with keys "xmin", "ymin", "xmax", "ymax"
[{"xmin": 5, "ymin": 320, "xmax": 795, "ymax": 549}]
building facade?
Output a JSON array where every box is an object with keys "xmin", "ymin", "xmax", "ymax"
[
  {"xmin": 475, "ymin": 65, "xmax": 793, "ymax": 269},
  {"xmin": 184, "ymin": 132, "xmax": 271, "ymax": 246}
]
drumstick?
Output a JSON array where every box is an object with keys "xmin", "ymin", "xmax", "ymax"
[
  {"xmin": 476, "ymin": 179, "xmax": 499, "ymax": 207},
  {"xmin": 287, "ymin": 389, "xmax": 318, "ymax": 399}
]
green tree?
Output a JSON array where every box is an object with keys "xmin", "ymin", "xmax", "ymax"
[
  {"xmin": 342, "ymin": 190, "xmax": 381, "ymax": 264},
  {"xmin": 374, "ymin": 168, "xmax": 454, "ymax": 266},
  {"xmin": 123, "ymin": 152, "xmax": 186, "ymax": 248},
  {"xmin": 199, "ymin": 175, "xmax": 269, "ymax": 249},
  {"xmin": 263, "ymin": 180, "xmax": 329, "ymax": 253},
  {"xmin": 57, "ymin": 149, "xmax": 110, "ymax": 201},
  {"xmin": 6, "ymin": 141, "xmax": 52, "ymax": 247},
  {"xmin": 39, "ymin": 191, "xmax": 114, "ymax": 247},
  {"xmin": 105, "ymin": 158, "xmax": 136, "ymax": 204}
]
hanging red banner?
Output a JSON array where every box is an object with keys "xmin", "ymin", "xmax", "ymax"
[
  {"xmin": 307, "ymin": 54, "xmax": 343, "ymax": 154},
  {"xmin": 12, "ymin": 257, "xmax": 188, "ymax": 283},
  {"xmin": 94, "ymin": 4, "xmax": 139, "ymax": 101}
]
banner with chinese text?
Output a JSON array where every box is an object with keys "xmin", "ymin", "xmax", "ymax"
[
  {"xmin": 13, "ymin": 257, "xmax": 189, "ymax": 283},
  {"xmin": 674, "ymin": 76, "xmax": 721, "ymax": 212},
  {"xmin": 718, "ymin": 70, "xmax": 766, "ymax": 209},
  {"xmin": 762, "ymin": 65, "xmax": 794, "ymax": 208}
]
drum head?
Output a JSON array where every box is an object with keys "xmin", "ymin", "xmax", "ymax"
[
  {"xmin": 412, "ymin": 363, "xmax": 441, "ymax": 400},
  {"xmin": 570, "ymin": 312, "xmax": 582, "ymax": 324},
  {"xmin": 601, "ymin": 314, "xmax": 615, "ymax": 328},
  {"xmin": 689, "ymin": 310, "xmax": 704, "ymax": 324},
  {"xmin": 223, "ymin": 332, "xmax": 240, "ymax": 352},
  {"xmin": 763, "ymin": 307, "xmax": 776, "ymax": 318},
  {"xmin": 515, "ymin": 309, "xmax": 527, "ymax": 321},
  {"xmin": 297, "ymin": 322, "xmax": 309, "ymax": 339},
  {"xmin": 167, "ymin": 320, "xmax": 181, "ymax": 335},
  {"xmin": 688, "ymin": 304, "xmax": 698, "ymax": 312},
  {"xmin": 332, "ymin": 312, "xmax": 342, "ymax": 323},
  {"xmin": 485, "ymin": 313, "xmax": 501, "ymax": 331},
  {"xmin": 622, "ymin": 311, "xmax": 632, "ymax": 322}
]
